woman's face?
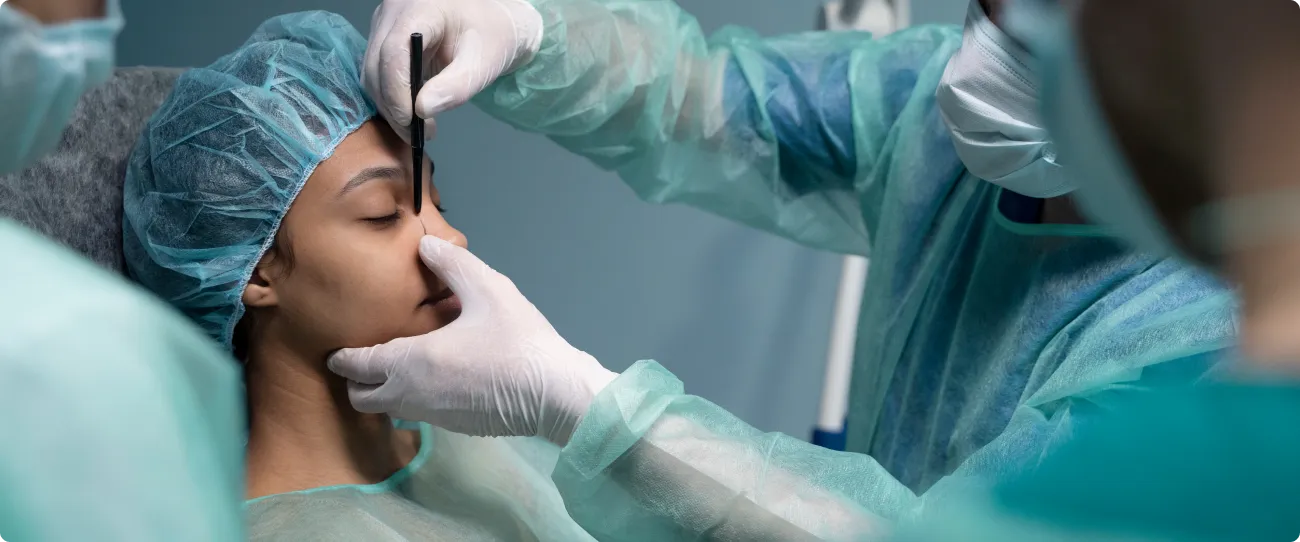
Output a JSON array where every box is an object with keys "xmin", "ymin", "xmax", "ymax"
[{"xmin": 244, "ymin": 120, "xmax": 466, "ymax": 358}]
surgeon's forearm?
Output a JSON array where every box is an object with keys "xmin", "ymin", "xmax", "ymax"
[
  {"xmin": 602, "ymin": 418, "xmax": 894, "ymax": 541},
  {"xmin": 484, "ymin": 0, "xmax": 955, "ymax": 255},
  {"xmin": 607, "ymin": 440, "xmax": 825, "ymax": 542},
  {"xmin": 7, "ymin": 0, "xmax": 105, "ymax": 24},
  {"xmin": 554, "ymin": 362, "xmax": 902, "ymax": 541},
  {"xmin": 483, "ymin": 0, "xmax": 720, "ymax": 148}
]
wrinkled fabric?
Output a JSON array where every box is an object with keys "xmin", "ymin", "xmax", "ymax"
[
  {"xmin": 0, "ymin": 219, "xmax": 245, "ymax": 541},
  {"xmin": 246, "ymin": 424, "xmax": 596, "ymax": 542},
  {"xmin": 122, "ymin": 11, "xmax": 376, "ymax": 348},
  {"xmin": 890, "ymin": 381, "xmax": 1300, "ymax": 542},
  {"xmin": 0, "ymin": 0, "xmax": 122, "ymax": 174},
  {"xmin": 472, "ymin": 0, "xmax": 1238, "ymax": 535},
  {"xmin": 937, "ymin": 0, "xmax": 1068, "ymax": 198}
]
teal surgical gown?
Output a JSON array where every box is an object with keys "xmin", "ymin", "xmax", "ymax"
[
  {"xmin": 0, "ymin": 219, "xmax": 245, "ymax": 541},
  {"xmin": 891, "ymin": 381, "xmax": 1300, "ymax": 542},
  {"xmin": 245, "ymin": 423, "xmax": 596, "ymax": 541},
  {"xmin": 471, "ymin": 0, "xmax": 1240, "ymax": 538}
]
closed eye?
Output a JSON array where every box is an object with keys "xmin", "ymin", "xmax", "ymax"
[{"xmin": 362, "ymin": 211, "xmax": 401, "ymax": 227}]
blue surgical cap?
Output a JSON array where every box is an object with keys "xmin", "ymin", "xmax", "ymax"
[{"xmin": 123, "ymin": 11, "xmax": 377, "ymax": 349}]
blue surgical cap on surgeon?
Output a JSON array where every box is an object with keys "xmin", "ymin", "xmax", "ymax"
[{"xmin": 123, "ymin": 11, "xmax": 376, "ymax": 348}]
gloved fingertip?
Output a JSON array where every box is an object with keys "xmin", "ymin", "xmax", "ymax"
[
  {"xmin": 325, "ymin": 349, "xmax": 352, "ymax": 374},
  {"xmin": 415, "ymin": 86, "xmax": 458, "ymax": 118},
  {"xmin": 392, "ymin": 107, "xmax": 414, "ymax": 130},
  {"xmin": 419, "ymin": 235, "xmax": 459, "ymax": 262},
  {"xmin": 327, "ymin": 347, "xmax": 376, "ymax": 381},
  {"xmin": 425, "ymin": 117, "xmax": 438, "ymax": 141},
  {"xmin": 347, "ymin": 382, "xmax": 389, "ymax": 414}
]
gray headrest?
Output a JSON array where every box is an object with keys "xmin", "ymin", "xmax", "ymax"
[{"xmin": 0, "ymin": 67, "xmax": 184, "ymax": 274}]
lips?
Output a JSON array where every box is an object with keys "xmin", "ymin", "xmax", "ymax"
[{"xmin": 423, "ymin": 287, "xmax": 462, "ymax": 314}]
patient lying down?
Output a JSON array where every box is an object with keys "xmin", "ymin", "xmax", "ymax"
[{"xmin": 122, "ymin": 11, "xmax": 594, "ymax": 541}]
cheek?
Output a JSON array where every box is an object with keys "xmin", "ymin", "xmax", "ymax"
[{"xmin": 280, "ymin": 227, "xmax": 437, "ymax": 349}]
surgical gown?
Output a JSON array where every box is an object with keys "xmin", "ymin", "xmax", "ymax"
[
  {"xmin": 890, "ymin": 381, "xmax": 1300, "ymax": 541},
  {"xmin": 0, "ymin": 219, "xmax": 245, "ymax": 541},
  {"xmin": 245, "ymin": 423, "xmax": 596, "ymax": 541},
  {"xmin": 471, "ymin": 0, "xmax": 1240, "ymax": 538}
]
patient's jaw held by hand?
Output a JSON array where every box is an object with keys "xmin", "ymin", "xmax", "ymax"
[{"xmin": 240, "ymin": 120, "xmax": 466, "ymax": 498}]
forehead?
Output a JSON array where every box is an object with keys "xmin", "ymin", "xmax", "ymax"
[
  {"xmin": 299, "ymin": 120, "xmax": 407, "ymax": 197},
  {"xmin": 316, "ymin": 120, "xmax": 406, "ymax": 178}
]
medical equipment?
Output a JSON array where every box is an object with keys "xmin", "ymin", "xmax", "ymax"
[
  {"xmin": 0, "ymin": 0, "xmax": 122, "ymax": 174},
  {"xmin": 123, "ymin": 10, "xmax": 376, "ymax": 348},
  {"xmin": 410, "ymin": 32, "xmax": 424, "ymax": 214}
]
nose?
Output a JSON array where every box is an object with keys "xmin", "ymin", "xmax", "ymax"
[{"xmin": 418, "ymin": 208, "xmax": 468, "ymax": 249}]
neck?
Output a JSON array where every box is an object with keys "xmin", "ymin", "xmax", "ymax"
[
  {"xmin": 1041, "ymin": 195, "xmax": 1089, "ymax": 225},
  {"xmin": 244, "ymin": 336, "xmax": 418, "ymax": 499}
]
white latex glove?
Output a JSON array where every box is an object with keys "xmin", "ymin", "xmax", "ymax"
[
  {"xmin": 328, "ymin": 236, "xmax": 618, "ymax": 446},
  {"xmin": 363, "ymin": 0, "xmax": 544, "ymax": 141}
]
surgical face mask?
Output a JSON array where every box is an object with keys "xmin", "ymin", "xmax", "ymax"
[
  {"xmin": 0, "ymin": 0, "xmax": 123, "ymax": 174},
  {"xmin": 1003, "ymin": 0, "xmax": 1176, "ymax": 254},
  {"xmin": 936, "ymin": 0, "xmax": 1072, "ymax": 199}
]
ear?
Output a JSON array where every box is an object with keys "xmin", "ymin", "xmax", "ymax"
[{"xmin": 241, "ymin": 260, "xmax": 280, "ymax": 308}]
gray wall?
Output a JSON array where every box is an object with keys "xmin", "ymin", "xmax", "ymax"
[
  {"xmin": 911, "ymin": 0, "xmax": 966, "ymax": 25},
  {"xmin": 117, "ymin": 0, "xmax": 964, "ymax": 438}
]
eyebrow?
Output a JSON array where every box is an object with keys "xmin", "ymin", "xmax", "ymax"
[{"xmin": 336, "ymin": 166, "xmax": 404, "ymax": 199}]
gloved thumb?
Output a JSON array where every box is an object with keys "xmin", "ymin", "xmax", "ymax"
[{"xmin": 327, "ymin": 335, "xmax": 420, "ymax": 385}]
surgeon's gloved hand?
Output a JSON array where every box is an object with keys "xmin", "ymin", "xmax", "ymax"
[
  {"xmin": 329, "ymin": 236, "xmax": 618, "ymax": 446},
  {"xmin": 363, "ymin": 0, "xmax": 543, "ymax": 141}
]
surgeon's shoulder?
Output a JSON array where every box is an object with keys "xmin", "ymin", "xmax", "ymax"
[
  {"xmin": 849, "ymin": 24, "xmax": 963, "ymax": 109},
  {"xmin": 877, "ymin": 23, "xmax": 963, "ymax": 60}
]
